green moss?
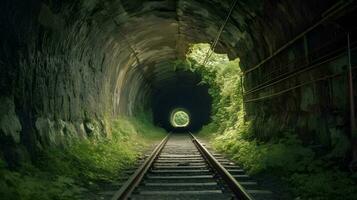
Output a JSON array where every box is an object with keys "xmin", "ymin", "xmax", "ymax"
[
  {"xmin": 0, "ymin": 116, "xmax": 166, "ymax": 199},
  {"xmin": 0, "ymin": 160, "xmax": 84, "ymax": 200},
  {"xmin": 207, "ymin": 121, "xmax": 357, "ymax": 199},
  {"xmin": 289, "ymin": 171, "xmax": 357, "ymax": 200},
  {"xmin": 188, "ymin": 43, "xmax": 357, "ymax": 199}
]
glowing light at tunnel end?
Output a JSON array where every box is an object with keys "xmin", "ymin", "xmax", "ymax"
[{"xmin": 170, "ymin": 108, "xmax": 190, "ymax": 128}]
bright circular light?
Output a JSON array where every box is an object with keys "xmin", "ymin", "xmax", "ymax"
[{"xmin": 170, "ymin": 109, "xmax": 190, "ymax": 127}]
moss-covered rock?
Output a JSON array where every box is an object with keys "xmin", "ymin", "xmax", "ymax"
[
  {"xmin": 0, "ymin": 97, "xmax": 21, "ymax": 143},
  {"xmin": 35, "ymin": 118, "xmax": 83, "ymax": 147}
]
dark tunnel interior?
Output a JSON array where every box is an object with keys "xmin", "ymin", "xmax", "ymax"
[{"xmin": 151, "ymin": 70, "xmax": 212, "ymax": 132}]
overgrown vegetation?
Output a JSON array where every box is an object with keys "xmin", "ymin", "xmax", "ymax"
[
  {"xmin": 186, "ymin": 43, "xmax": 357, "ymax": 199},
  {"xmin": 0, "ymin": 116, "xmax": 166, "ymax": 200}
]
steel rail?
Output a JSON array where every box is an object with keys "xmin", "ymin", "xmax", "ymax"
[
  {"xmin": 111, "ymin": 134, "xmax": 170, "ymax": 200},
  {"xmin": 189, "ymin": 133, "xmax": 254, "ymax": 200}
]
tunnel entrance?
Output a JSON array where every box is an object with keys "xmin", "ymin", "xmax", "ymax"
[
  {"xmin": 151, "ymin": 69, "xmax": 212, "ymax": 133},
  {"xmin": 151, "ymin": 43, "xmax": 239, "ymax": 133}
]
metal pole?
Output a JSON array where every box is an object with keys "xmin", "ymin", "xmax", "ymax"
[
  {"xmin": 348, "ymin": 33, "xmax": 355, "ymax": 131},
  {"xmin": 348, "ymin": 32, "xmax": 357, "ymax": 171},
  {"xmin": 240, "ymin": 74, "xmax": 247, "ymax": 123}
]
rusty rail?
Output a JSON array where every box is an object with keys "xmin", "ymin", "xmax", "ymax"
[
  {"xmin": 190, "ymin": 133, "xmax": 254, "ymax": 200},
  {"xmin": 111, "ymin": 134, "xmax": 170, "ymax": 200}
]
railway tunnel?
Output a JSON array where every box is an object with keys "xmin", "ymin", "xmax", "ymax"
[{"xmin": 1, "ymin": 0, "xmax": 357, "ymax": 199}]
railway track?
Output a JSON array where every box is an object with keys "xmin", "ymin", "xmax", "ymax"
[{"xmin": 112, "ymin": 133, "xmax": 272, "ymax": 200}]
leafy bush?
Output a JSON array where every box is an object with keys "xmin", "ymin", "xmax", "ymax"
[
  {"xmin": 210, "ymin": 113, "xmax": 357, "ymax": 199},
  {"xmin": 0, "ymin": 161, "xmax": 84, "ymax": 200},
  {"xmin": 188, "ymin": 43, "xmax": 357, "ymax": 199},
  {"xmin": 289, "ymin": 171, "xmax": 357, "ymax": 200}
]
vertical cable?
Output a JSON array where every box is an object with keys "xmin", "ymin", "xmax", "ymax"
[{"xmin": 202, "ymin": 0, "xmax": 238, "ymax": 66}]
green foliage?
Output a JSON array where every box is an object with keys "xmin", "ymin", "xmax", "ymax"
[
  {"xmin": 186, "ymin": 43, "xmax": 242, "ymax": 132},
  {"xmin": 188, "ymin": 43, "xmax": 357, "ymax": 199},
  {"xmin": 289, "ymin": 171, "xmax": 357, "ymax": 200},
  {"xmin": 0, "ymin": 161, "xmax": 84, "ymax": 200},
  {"xmin": 172, "ymin": 111, "xmax": 190, "ymax": 127},
  {"xmin": 0, "ymin": 116, "xmax": 166, "ymax": 200},
  {"xmin": 214, "ymin": 126, "xmax": 316, "ymax": 174},
  {"xmin": 212, "ymin": 117, "xmax": 357, "ymax": 199},
  {"xmin": 196, "ymin": 123, "xmax": 219, "ymax": 140}
]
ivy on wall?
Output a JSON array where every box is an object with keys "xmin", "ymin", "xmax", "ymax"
[{"xmin": 186, "ymin": 43, "xmax": 357, "ymax": 200}]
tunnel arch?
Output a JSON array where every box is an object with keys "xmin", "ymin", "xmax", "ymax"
[
  {"xmin": 151, "ymin": 68, "xmax": 212, "ymax": 132},
  {"xmin": 0, "ymin": 0, "xmax": 355, "ymax": 150}
]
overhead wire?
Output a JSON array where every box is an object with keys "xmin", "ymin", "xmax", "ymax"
[{"xmin": 201, "ymin": 0, "xmax": 238, "ymax": 66}]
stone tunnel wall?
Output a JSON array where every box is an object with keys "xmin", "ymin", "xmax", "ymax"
[
  {"xmin": 243, "ymin": 3, "xmax": 357, "ymax": 158},
  {"xmin": 0, "ymin": 0, "xmax": 354, "ymax": 161},
  {"xmin": 0, "ymin": 0, "xmax": 151, "ymax": 156}
]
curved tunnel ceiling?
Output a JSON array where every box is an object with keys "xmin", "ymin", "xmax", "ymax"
[
  {"xmin": 0, "ymin": 0, "xmax": 340, "ymax": 132},
  {"xmin": 90, "ymin": 0, "xmax": 336, "ymax": 114}
]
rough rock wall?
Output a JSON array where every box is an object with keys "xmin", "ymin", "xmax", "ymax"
[
  {"xmin": 0, "ymin": 0, "xmax": 150, "ymax": 157},
  {"xmin": 243, "ymin": 2, "xmax": 357, "ymax": 159},
  {"xmin": 0, "ymin": 0, "xmax": 346, "ymax": 161}
]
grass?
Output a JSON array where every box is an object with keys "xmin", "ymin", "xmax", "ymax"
[
  {"xmin": 187, "ymin": 43, "xmax": 357, "ymax": 199},
  {"xmin": 0, "ymin": 115, "xmax": 166, "ymax": 200},
  {"xmin": 198, "ymin": 123, "xmax": 357, "ymax": 200}
]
